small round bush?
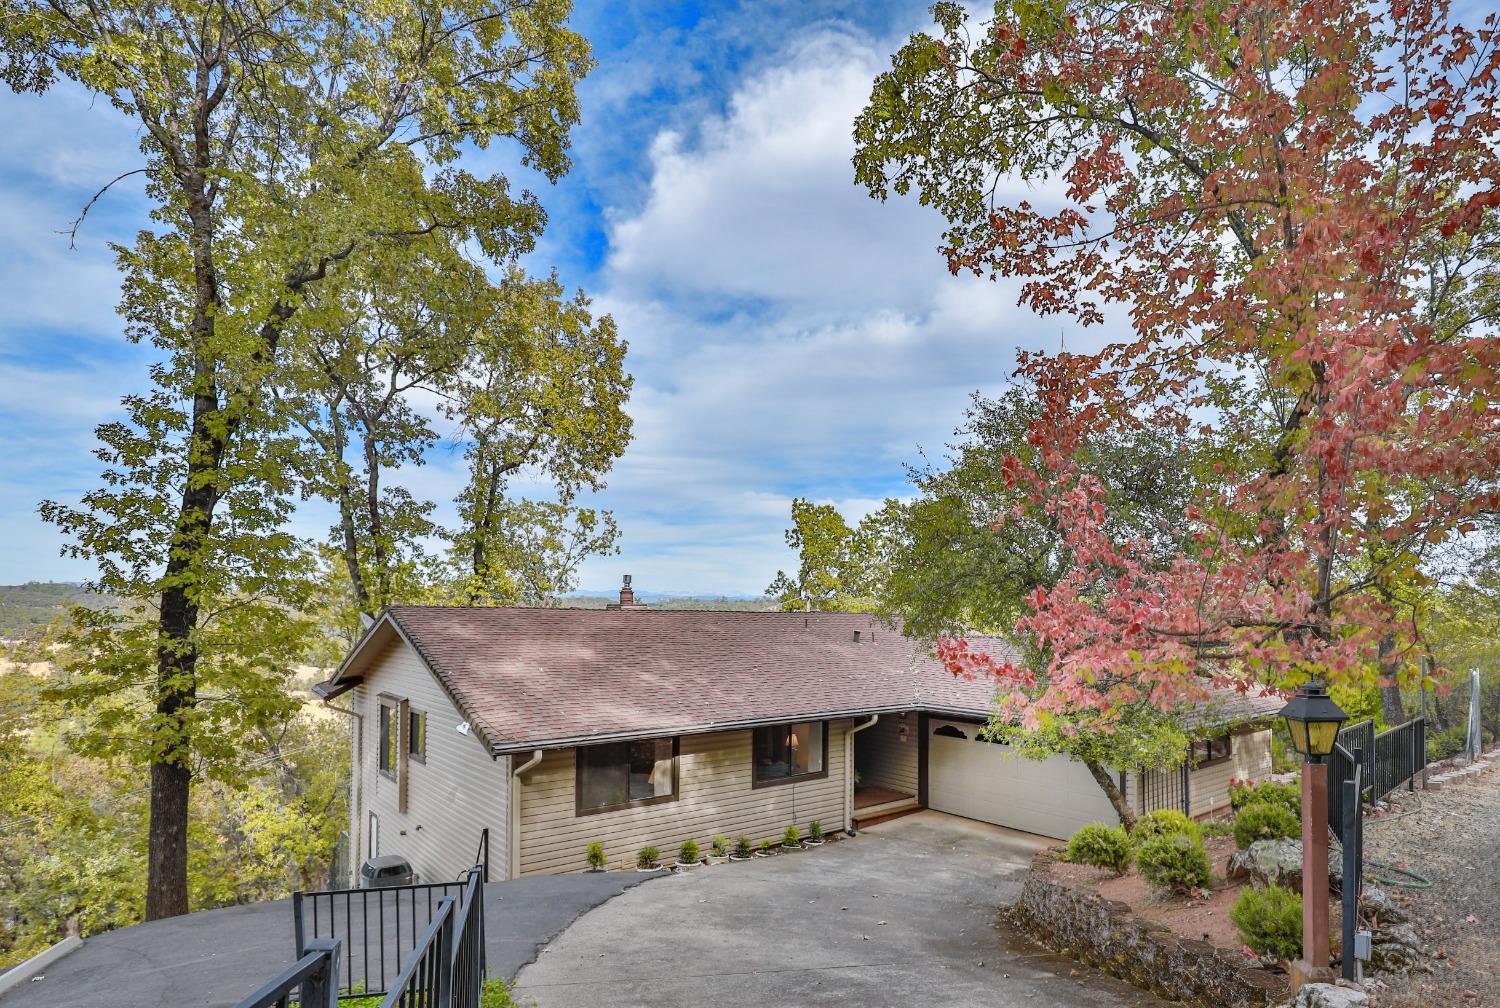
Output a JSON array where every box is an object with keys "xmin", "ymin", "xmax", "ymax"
[
  {"xmin": 637, "ymin": 846, "xmax": 660, "ymax": 869},
  {"xmin": 1131, "ymin": 809, "xmax": 1202, "ymax": 845},
  {"xmin": 585, "ymin": 842, "xmax": 606, "ymax": 870},
  {"xmin": 678, "ymin": 839, "xmax": 701, "ymax": 864},
  {"xmin": 1136, "ymin": 833, "xmax": 1213, "ymax": 893},
  {"xmin": 1233, "ymin": 802, "xmax": 1300, "ymax": 849},
  {"xmin": 734, "ymin": 836, "xmax": 753, "ymax": 858},
  {"xmin": 1231, "ymin": 780, "xmax": 1301, "ymax": 816},
  {"xmin": 1229, "ymin": 884, "xmax": 1303, "ymax": 961},
  {"xmin": 1064, "ymin": 823, "xmax": 1133, "ymax": 874},
  {"xmin": 808, "ymin": 821, "xmax": 823, "ymax": 842},
  {"xmin": 710, "ymin": 835, "xmax": 729, "ymax": 857},
  {"xmin": 783, "ymin": 824, "xmax": 801, "ymax": 848}
]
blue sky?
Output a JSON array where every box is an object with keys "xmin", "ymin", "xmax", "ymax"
[{"xmin": 0, "ymin": 0, "xmax": 1089, "ymax": 597}]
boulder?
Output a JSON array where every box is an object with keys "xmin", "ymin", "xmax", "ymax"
[
  {"xmin": 1360, "ymin": 886, "xmax": 1408, "ymax": 927},
  {"xmin": 1368, "ymin": 921, "xmax": 1424, "ymax": 974},
  {"xmin": 1295, "ymin": 983, "xmax": 1370, "ymax": 1008},
  {"xmin": 1226, "ymin": 838, "xmax": 1344, "ymax": 892}
]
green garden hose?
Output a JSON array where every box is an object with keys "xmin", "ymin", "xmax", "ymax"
[{"xmin": 1359, "ymin": 792, "xmax": 1435, "ymax": 888}]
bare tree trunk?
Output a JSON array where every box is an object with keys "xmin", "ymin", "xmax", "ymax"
[
  {"xmin": 1083, "ymin": 758, "xmax": 1137, "ymax": 830},
  {"xmin": 1378, "ymin": 635, "xmax": 1405, "ymax": 726}
]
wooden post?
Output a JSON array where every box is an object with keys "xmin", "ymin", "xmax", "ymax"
[{"xmin": 1297, "ymin": 761, "xmax": 1331, "ymax": 981}]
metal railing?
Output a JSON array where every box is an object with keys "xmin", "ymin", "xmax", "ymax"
[
  {"xmin": 230, "ymin": 938, "xmax": 340, "ymax": 1008},
  {"xmin": 1135, "ymin": 761, "xmax": 1191, "ymax": 816},
  {"xmin": 1371, "ymin": 717, "xmax": 1425, "ymax": 803},
  {"xmin": 1336, "ymin": 745, "xmax": 1365, "ymax": 982},
  {"xmin": 293, "ymin": 875, "xmax": 475, "ymax": 998},
  {"xmin": 377, "ymin": 870, "xmax": 485, "ymax": 1008},
  {"xmin": 1328, "ymin": 720, "xmax": 1374, "ymax": 840}
]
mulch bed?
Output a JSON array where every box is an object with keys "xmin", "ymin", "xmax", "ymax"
[{"xmin": 1049, "ymin": 834, "xmax": 1266, "ymax": 956}]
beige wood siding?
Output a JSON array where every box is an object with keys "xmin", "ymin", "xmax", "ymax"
[
  {"xmin": 517, "ymin": 721, "xmax": 852, "ymax": 874},
  {"xmin": 854, "ymin": 712, "xmax": 918, "ymax": 795},
  {"xmin": 1188, "ymin": 727, "xmax": 1272, "ymax": 817},
  {"xmin": 353, "ymin": 639, "xmax": 510, "ymax": 883},
  {"xmin": 1122, "ymin": 727, "xmax": 1274, "ymax": 820}
]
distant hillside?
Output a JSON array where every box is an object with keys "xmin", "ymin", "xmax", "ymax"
[
  {"xmin": 0, "ymin": 582, "xmax": 118, "ymax": 637},
  {"xmin": 567, "ymin": 594, "xmax": 780, "ymax": 612}
]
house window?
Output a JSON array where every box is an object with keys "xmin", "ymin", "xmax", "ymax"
[
  {"xmin": 1192, "ymin": 734, "xmax": 1233, "ymax": 766},
  {"xmin": 408, "ymin": 709, "xmax": 427, "ymax": 764},
  {"xmin": 752, "ymin": 721, "xmax": 827, "ymax": 786},
  {"xmin": 576, "ymin": 738, "xmax": 677, "ymax": 815},
  {"xmin": 378, "ymin": 700, "xmax": 400, "ymax": 778}
]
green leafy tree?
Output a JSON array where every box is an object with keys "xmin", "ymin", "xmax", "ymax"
[
  {"xmin": 3, "ymin": 0, "xmax": 593, "ymax": 919},
  {"xmin": 766, "ymin": 498, "xmax": 884, "ymax": 612}
]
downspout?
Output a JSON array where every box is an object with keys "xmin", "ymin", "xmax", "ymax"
[
  {"xmin": 509, "ymin": 750, "xmax": 544, "ymax": 880},
  {"xmin": 322, "ymin": 700, "xmax": 364, "ymax": 884},
  {"xmin": 845, "ymin": 715, "xmax": 879, "ymax": 835}
]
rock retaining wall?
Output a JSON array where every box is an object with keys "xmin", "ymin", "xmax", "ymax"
[{"xmin": 1010, "ymin": 850, "xmax": 1289, "ymax": 1008}]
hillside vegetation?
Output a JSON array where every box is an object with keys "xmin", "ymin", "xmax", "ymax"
[{"xmin": 0, "ymin": 583, "xmax": 118, "ymax": 637}]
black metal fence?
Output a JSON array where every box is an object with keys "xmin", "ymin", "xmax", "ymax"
[
  {"xmin": 1134, "ymin": 762, "xmax": 1192, "ymax": 816},
  {"xmin": 1328, "ymin": 717, "xmax": 1425, "ymax": 840},
  {"xmin": 230, "ymin": 938, "xmax": 340, "ymax": 1008},
  {"xmin": 293, "ymin": 875, "xmax": 475, "ymax": 998},
  {"xmin": 379, "ymin": 871, "xmax": 486, "ymax": 1008},
  {"xmin": 1372, "ymin": 717, "xmax": 1426, "ymax": 802}
]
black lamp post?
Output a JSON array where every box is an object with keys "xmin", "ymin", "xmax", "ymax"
[
  {"xmin": 1276, "ymin": 680, "xmax": 1348, "ymax": 987},
  {"xmin": 1278, "ymin": 681, "xmax": 1349, "ymax": 764}
]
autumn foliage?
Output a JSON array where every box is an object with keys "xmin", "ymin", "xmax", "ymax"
[{"xmin": 857, "ymin": 0, "xmax": 1500, "ymax": 728}]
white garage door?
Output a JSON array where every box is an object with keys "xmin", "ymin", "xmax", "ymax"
[{"xmin": 926, "ymin": 719, "xmax": 1120, "ymax": 839}]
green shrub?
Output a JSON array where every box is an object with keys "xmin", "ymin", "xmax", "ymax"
[
  {"xmin": 808, "ymin": 821, "xmax": 823, "ymax": 842},
  {"xmin": 678, "ymin": 839, "xmax": 701, "ymax": 864},
  {"xmin": 636, "ymin": 846, "xmax": 660, "ymax": 869},
  {"xmin": 710, "ymin": 836, "xmax": 729, "ymax": 857},
  {"xmin": 585, "ymin": 842, "xmax": 606, "ymax": 870},
  {"xmin": 1064, "ymin": 823, "xmax": 1133, "ymax": 874},
  {"xmin": 1229, "ymin": 780, "xmax": 1301, "ymax": 816},
  {"xmin": 783, "ymin": 824, "xmax": 801, "ymax": 848},
  {"xmin": 758, "ymin": 838, "xmax": 774, "ymax": 854},
  {"xmin": 1131, "ymin": 809, "xmax": 1202, "ymax": 845},
  {"xmin": 1201, "ymin": 818, "xmax": 1234, "ymax": 838},
  {"xmin": 735, "ymin": 836, "xmax": 753, "ymax": 858},
  {"xmin": 1233, "ymin": 802, "xmax": 1300, "ymax": 849},
  {"xmin": 1229, "ymin": 884, "xmax": 1303, "ymax": 961},
  {"xmin": 1136, "ymin": 833, "xmax": 1213, "ymax": 893},
  {"xmin": 1427, "ymin": 725, "xmax": 1467, "ymax": 762}
]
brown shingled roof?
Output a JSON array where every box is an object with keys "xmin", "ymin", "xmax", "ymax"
[{"xmin": 330, "ymin": 606, "xmax": 1282, "ymax": 754}]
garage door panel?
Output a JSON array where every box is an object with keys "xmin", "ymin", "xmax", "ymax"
[{"xmin": 926, "ymin": 722, "xmax": 1119, "ymax": 839}]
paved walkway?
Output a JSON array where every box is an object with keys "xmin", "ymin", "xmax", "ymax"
[
  {"xmin": 514, "ymin": 811, "xmax": 1171, "ymax": 1008},
  {"xmin": 3, "ymin": 872, "xmax": 657, "ymax": 1008}
]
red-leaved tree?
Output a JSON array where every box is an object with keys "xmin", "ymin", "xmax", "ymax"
[{"xmin": 855, "ymin": 0, "xmax": 1500, "ymax": 731}]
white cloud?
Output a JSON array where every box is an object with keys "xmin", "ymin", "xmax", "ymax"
[{"xmin": 571, "ymin": 27, "xmax": 1110, "ymax": 596}]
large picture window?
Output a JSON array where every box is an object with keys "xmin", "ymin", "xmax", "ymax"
[
  {"xmin": 753, "ymin": 721, "xmax": 826, "ymax": 786},
  {"xmin": 576, "ymin": 738, "xmax": 677, "ymax": 815}
]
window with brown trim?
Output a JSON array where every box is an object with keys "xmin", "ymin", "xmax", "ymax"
[
  {"xmin": 408, "ymin": 709, "xmax": 427, "ymax": 764},
  {"xmin": 1192, "ymin": 733, "xmax": 1233, "ymax": 766},
  {"xmin": 576, "ymin": 738, "xmax": 678, "ymax": 815},
  {"xmin": 378, "ymin": 699, "xmax": 400, "ymax": 779},
  {"xmin": 752, "ymin": 721, "xmax": 827, "ymax": 787}
]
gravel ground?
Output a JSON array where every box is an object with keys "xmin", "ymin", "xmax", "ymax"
[{"xmin": 1362, "ymin": 762, "xmax": 1500, "ymax": 1007}]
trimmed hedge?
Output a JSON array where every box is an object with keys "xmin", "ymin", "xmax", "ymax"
[
  {"xmin": 1229, "ymin": 884, "xmax": 1303, "ymax": 961},
  {"xmin": 1130, "ymin": 808, "xmax": 1203, "ymax": 845},
  {"xmin": 1136, "ymin": 833, "xmax": 1213, "ymax": 893},
  {"xmin": 1228, "ymin": 780, "xmax": 1301, "ymax": 816},
  {"xmin": 1233, "ymin": 802, "xmax": 1300, "ymax": 849},
  {"xmin": 1064, "ymin": 823, "xmax": 1133, "ymax": 873}
]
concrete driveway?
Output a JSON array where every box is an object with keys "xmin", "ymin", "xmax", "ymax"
[{"xmin": 513, "ymin": 811, "xmax": 1170, "ymax": 1008}]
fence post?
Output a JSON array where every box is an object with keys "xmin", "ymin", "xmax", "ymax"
[
  {"xmin": 292, "ymin": 891, "xmax": 306, "ymax": 957},
  {"xmin": 1180, "ymin": 760, "xmax": 1191, "ymax": 817},
  {"xmin": 434, "ymin": 903, "xmax": 455, "ymax": 1006},
  {"xmin": 1341, "ymin": 775, "xmax": 1360, "ymax": 982},
  {"xmin": 301, "ymin": 938, "xmax": 341, "ymax": 1008}
]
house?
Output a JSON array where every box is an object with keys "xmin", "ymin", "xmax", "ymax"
[{"xmin": 314, "ymin": 585, "xmax": 1281, "ymax": 882}]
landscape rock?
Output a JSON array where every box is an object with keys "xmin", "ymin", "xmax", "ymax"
[
  {"xmin": 1368, "ymin": 921, "xmax": 1424, "ymax": 974},
  {"xmin": 1225, "ymin": 838, "xmax": 1343, "ymax": 892},
  {"xmin": 1295, "ymin": 982, "xmax": 1370, "ymax": 1008},
  {"xmin": 1013, "ymin": 850, "xmax": 1287, "ymax": 1008},
  {"xmin": 1359, "ymin": 886, "xmax": 1408, "ymax": 927}
]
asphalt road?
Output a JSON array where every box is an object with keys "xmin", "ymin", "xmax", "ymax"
[
  {"xmin": 3, "ymin": 871, "xmax": 657, "ymax": 1008},
  {"xmin": 513, "ymin": 811, "xmax": 1174, "ymax": 1008}
]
